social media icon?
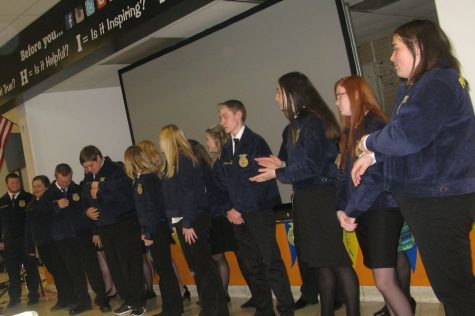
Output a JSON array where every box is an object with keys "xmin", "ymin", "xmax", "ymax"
[
  {"xmin": 75, "ymin": 6, "xmax": 85, "ymax": 23},
  {"xmin": 85, "ymin": 0, "xmax": 95, "ymax": 16},
  {"xmin": 96, "ymin": 0, "xmax": 107, "ymax": 9},
  {"xmin": 65, "ymin": 12, "xmax": 75, "ymax": 30}
]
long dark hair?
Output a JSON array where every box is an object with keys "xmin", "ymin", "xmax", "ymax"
[
  {"xmin": 394, "ymin": 19, "xmax": 462, "ymax": 86},
  {"xmin": 278, "ymin": 72, "xmax": 340, "ymax": 143}
]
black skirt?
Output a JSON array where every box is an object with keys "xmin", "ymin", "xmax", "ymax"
[
  {"xmin": 356, "ymin": 208, "xmax": 403, "ymax": 269},
  {"xmin": 293, "ymin": 185, "xmax": 352, "ymax": 268},
  {"xmin": 209, "ymin": 216, "xmax": 238, "ymax": 255}
]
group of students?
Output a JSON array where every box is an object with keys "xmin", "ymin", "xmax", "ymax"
[{"xmin": 0, "ymin": 18, "xmax": 474, "ymax": 316}]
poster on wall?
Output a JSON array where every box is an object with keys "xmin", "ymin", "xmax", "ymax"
[{"xmin": 0, "ymin": 0, "xmax": 213, "ymax": 112}]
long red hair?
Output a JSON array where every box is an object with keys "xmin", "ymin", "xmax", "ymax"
[{"xmin": 335, "ymin": 76, "xmax": 388, "ymax": 169}]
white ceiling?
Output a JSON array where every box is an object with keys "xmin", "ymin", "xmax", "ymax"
[
  {"xmin": 0, "ymin": 0, "xmax": 437, "ymax": 94},
  {"xmin": 0, "ymin": 0, "xmax": 60, "ymax": 47}
]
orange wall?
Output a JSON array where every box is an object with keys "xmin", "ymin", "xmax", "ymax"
[{"xmin": 170, "ymin": 223, "xmax": 475, "ymax": 286}]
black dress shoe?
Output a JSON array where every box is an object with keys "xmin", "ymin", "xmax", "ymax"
[
  {"xmin": 410, "ymin": 297, "xmax": 416, "ymax": 313},
  {"xmin": 7, "ymin": 299, "xmax": 20, "ymax": 308},
  {"xmin": 295, "ymin": 296, "xmax": 318, "ymax": 310},
  {"xmin": 99, "ymin": 302, "xmax": 112, "ymax": 313},
  {"xmin": 182, "ymin": 285, "xmax": 191, "ymax": 305},
  {"xmin": 69, "ymin": 304, "xmax": 93, "ymax": 315},
  {"xmin": 50, "ymin": 303, "xmax": 67, "ymax": 312},
  {"xmin": 373, "ymin": 304, "xmax": 389, "ymax": 316},
  {"xmin": 28, "ymin": 298, "xmax": 39, "ymax": 305},
  {"xmin": 241, "ymin": 297, "xmax": 256, "ymax": 308},
  {"xmin": 334, "ymin": 300, "xmax": 344, "ymax": 311}
]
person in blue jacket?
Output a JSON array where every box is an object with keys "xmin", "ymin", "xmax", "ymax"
[
  {"xmin": 123, "ymin": 145, "xmax": 183, "ymax": 316},
  {"xmin": 42, "ymin": 163, "xmax": 111, "ymax": 314},
  {"xmin": 159, "ymin": 124, "xmax": 230, "ymax": 316},
  {"xmin": 188, "ymin": 138, "xmax": 235, "ymax": 302},
  {"xmin": 80, "ymin": 145, "xmax": 145, "ymax": 316},
  {"xmin": 205, "ymin": 125, "xmax": 257, "ymax": 309},
  {"xmin": 352, "ymin": 19, "xmax": 475, "ymax": 316},
  {"xmin": 25, "ymin": 175, "xmax": 75, "ymax": 311},
  {"xmin": 216, "ymin": 100, "xmax": 294, "ymax": 316},
  {"xmin": 250, "ymin": 73, "xmax": 358, "ymax": 316},
  {"xmin": 0, "ymin": 173, "xmax": 39, "ymax": 308},
  {"xmin": 334, "ymin": 75, "xmax": 411, "ymax": 316}
]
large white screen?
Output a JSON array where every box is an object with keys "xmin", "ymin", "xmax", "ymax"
[{"xmin": 121, "ymin": 0, "xmax": 352, "ymax": 202}]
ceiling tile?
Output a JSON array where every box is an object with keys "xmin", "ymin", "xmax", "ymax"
[{"xmin": 0, "ymin": 0, "xmax": 39, "ymax": 16}]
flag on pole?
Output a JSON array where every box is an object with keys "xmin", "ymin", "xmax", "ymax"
[{"xmin": 0, "ymin": 116, "xmax": 14, "ymax": 170}]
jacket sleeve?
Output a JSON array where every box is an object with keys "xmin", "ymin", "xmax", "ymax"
[
  {"xmin": 275, "ymin": 123, "xmax": 325, "ymax": 183},
  {"xmin": 213, "ymin": 158, "xmax": 233, "ymax": 213},
  {"xmin": 366, "ymin": 78, "xmax": 455, "ymax": 156},
  {"xmin": 179, "ymin": 157, "xmax": 199, "ymax": 228},
  {"xmin": 344, "ymin": 162, "xmax": 386, "ymax": 218}
]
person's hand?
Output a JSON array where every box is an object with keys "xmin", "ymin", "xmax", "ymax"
[
  {"xmin": 336, "ymin": 210, "xmax": 358, "ymax": 232},
  {"xmin": 57, "ymin": 198, "xmax": 69, "ymax": 209},
  {"xmin": 91, "ymin": 181, "xmax": 99, "ymax": 199},
  {"xmin": 141, "ymin": 235, "xmax": 153, "ymax": 246},
  {"xmin": 183, "ymin": 228, "xmax": 197, "ymax": 244},
  {"xmin": 0, "ymin": 242, "xmax": 5, "ymax": 251},
  {"xmin": 227, "ymin": 208, "xmax": 245, "ymax": 225},
  {"xmin": 86, "ymin": 207, "xmax": 100, "ymax": 220},
  {"xmin": 249, "ymin": 168, "xmax": 276, "ymax": 182},
  {"xmin": 92, "ymin": 235, "xmax": 102, "ymax": 248},
  {"xmin": 255, "ymin": 155, "xmax": 283, "ymax": 169},
  {"xmin": 351, "ymin": 153, "xmax": 374, "ymax": 187}
]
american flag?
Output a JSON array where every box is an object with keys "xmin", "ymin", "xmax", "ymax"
[{"xmin": 0, "ymin": 116, "xmax": 13, "ymax": 169}]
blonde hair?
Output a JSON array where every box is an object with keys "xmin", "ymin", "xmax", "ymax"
[
  {"xmin": 159, "ymin": 124, "xmax": 197, "ymax": 178},
  {"xmin": 124, "ymin": 145, "xmax": 159, "ymax": 179},
  {"xmin": 205, "ymin": 124, "xmax": 229, "ymax": 162},
  {"xmin": 137, "ymin": 140, "xmax": 162, "ymax": 171}
]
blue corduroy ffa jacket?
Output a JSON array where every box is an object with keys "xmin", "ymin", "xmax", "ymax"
[
  {"xmin": 276, "ymin": 114, "xmax": 338, "ymax": 191},
  {"xmin": 215, "ymin": 126, "xmax": 281, "ymax": 214},
  {"xmin": 337, "ymin": 112, "xmax": 397, "ymax": 217},
  {"xmin": 162, "ymin": 154, "xmax": 208, "ymax": 228},
  {"xmin": 82, "ymin": 156, "xmax": 136, "ymax": 226},
  {"xmin": 366, "ymin": 68, "xmax": 475, "ymax": 197},
  {"xmin": 133, "ymin": 172, "xmax": 165, "ymax": 239}
]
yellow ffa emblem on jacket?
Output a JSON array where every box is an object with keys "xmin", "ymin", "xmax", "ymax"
[
  {"xmin": 100, "ymin": 177, "xmax": 106, "ymax": 182},
  {"xmin": 72, "ymin": 193, "xmax": 80, "ymax": 201},
  {"xmin": 19, "ymin": 200, "xmax": 26, "ymax": 207},
  {"xmin": 238, "ymin": 154, "xmax": 249, "ymax": 168},
  {"xmin": 137, "ymin": 183, "xmax": 143, "ymax": 195}
]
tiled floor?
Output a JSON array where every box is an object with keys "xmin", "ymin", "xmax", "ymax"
[{"xmin": 0, "ymin": 290, "xmax": 446, "ymax": 316}]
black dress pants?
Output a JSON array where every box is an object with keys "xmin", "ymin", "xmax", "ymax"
[
  {"xmin": 98, "ymin": 216, "xmax": 144, "ymax": 308},
  {"xmin": 396, "ymin": 192, "xmax": 475, "ymax": 316},
  {"xmin": 175, "ymin": 213, "xmax": 229, "ymax": 316},
  {"xmin": 56, "ymin": 238, "xmax": 91, "ymax": 307},
  {"xmin": 37, "ymin": 242, "xmax": 75, "ymax": 305},
  {"xmin": 149, "ymin": 220, "xmax": 183, "ymax": 316},
  {"xmin": 4, "ymin": 237, "xmax": 40, "ymax": 302},
  {"xmin": 75, "ymin": 230, "xmax": 108, "ymax": 304},
  {"xmin": 234, "ymin": 208, "xmax": 294, "ymax": 316}
]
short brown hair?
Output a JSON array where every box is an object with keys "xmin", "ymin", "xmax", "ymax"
[
  {"xmin": 218, "ymin": 99, "xmax": 247, "ymax": 123},
  {"xmin": 79, "ymin": 145, "xmax": 103, "ymax": 164},
  {"xmin": 55, "ymin": 163, "xmax": 73, "ymax": 177}
]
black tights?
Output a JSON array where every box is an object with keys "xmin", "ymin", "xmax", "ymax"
[
  {"xmin": 373, "ymin": 268, "xmax": 411, "ymax": 316},
  {"xmin": 317, "ymin": 266, "xmax": 360, "ymax": 316},
  {"xmin": 396, "ymin": 251, "xmax": 411, "ymax": 299},
  {"xmin": 212, "ymin": 253, "xmax": 230, "ymax": 294}
]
